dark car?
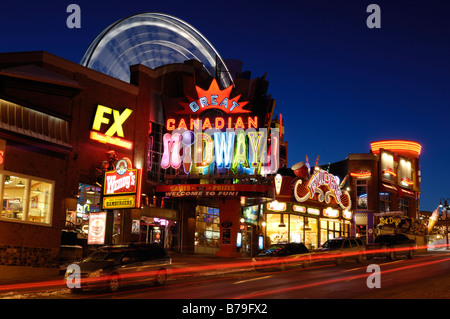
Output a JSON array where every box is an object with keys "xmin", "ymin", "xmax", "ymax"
[
  {"xmin": 64, "ymin": 243, "xmax": 171, "ymax": 292},
  {"xmin": 316, "ymin": 237, "xmax": 365, "ymax": 264},
  {"xmin": 366, "ymin": 234, "xmax": 416, "ymax": 260},
  {"xmin": 252, "ymin": 243, "xmax": 311, "ymax": 271}
]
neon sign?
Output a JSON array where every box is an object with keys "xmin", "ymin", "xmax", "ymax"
[
  {"xmin": 166, "ymin": 116, "xmax": 258, "ymax": 131},
  {"xmin": 350, "ymin": 170, "xmax": 371, "ymax": 177},
  {"xmin": 294, "ymin": 169, "xmax": 351, "ymax": 210},
  {"xmin": 177, "ymin": 79, "xmax": 249, "ymax": 114},
  {"xmin": 323, "ymin": 207, "xmax": 339, "ymax": 218},
  {"xmin": 371, "ymin": 140, "xmax": 422, "ymax": 157},
  {"xmin": 161, "ymin": 128, "xmax": 279, "ymax": 175},
  {"xmin": 102, "ymin": 158, "xmax": 142, "ymax": 209},
  {"xmin": 90, "ymin": 105, "xmax": 133, "ymax": 149}
]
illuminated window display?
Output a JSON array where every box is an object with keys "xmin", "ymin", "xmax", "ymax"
[
  {"xmin": 320, "ymin": 220, "xmax": 350, "ymax": 245},
  {"xmin": 266, "ymin": 213, "xmax": 320, "ymax": 249},
  {"xmin": 266, "ymin": 213, "xmax": 289, "ymax": 245},
  {"xmin": 195, "ymin": 205, "xmax": 220, "ymax": 254},
  {"xmin": 0, "ymin": 172, "xmax": 54, "ymax": 225}
]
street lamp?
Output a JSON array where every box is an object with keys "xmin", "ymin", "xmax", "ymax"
[{"xmin": 439, "ymin": 198, "xmax": 450, "ymax": 250}]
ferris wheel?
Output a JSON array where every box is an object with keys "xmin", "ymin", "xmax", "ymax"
[{"xmin": 81, "ymin": 12, "xmax": 233, "ymax": 87}]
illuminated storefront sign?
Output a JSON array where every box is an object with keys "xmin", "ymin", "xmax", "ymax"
[
  {"xmin": 103, "ymin": 195, "xmax": 137, "ymax": 209},
  {"xmin": 162, "ymin": 128, "xmax": 279, "ymax": 175},
  {"xmin": 307, "ymin": 208, "xmax": 320, "ymax": 215},
  {"xmin": 102, "ymin": 158, "xmax": 142, "ymax": 209},
  {"xmin": 161, "ymin": 78, "xmax": 279, "ymax": 176},
  {"xmin": 267, "ymin": 201, "xmax": 287, "ymax": 212},
  {"xmin": 342, "ymin": 210, "xmax": 353, "ymax": 220},
  {"xmin": 176, "ymin": 79, "xmax": 249, "ymax": 115},
  {"xmin": 275, "ymin": 174, "xmax": 282, "ymax": 195},
  {"xmin": 294, "ymin": 169, "xmax": 351, "ymax": 210},
  {"xmin": 350, "ymin": 170, "xmax": 371, "ymax": 177},
  {"xmin": 90, "ymin": 105, "xmax": 133, "ymax": 149},
  {"xmin": 292, "ymin": 205, "xmax": 306, "ymax": 213},
  {"xmin": 323, "ymin": 207, "xmax": 339, "ymax": 218},
  {"xmin": 88, "ymin": 212, "xmax": 107, "ymax": 245},
  {"xmin": 155, "ymin": 184, "xmax": 271, "ymax": 198},
  {"xmin": 371, "ymin": 140, "xmax": 422, "ymax": 157},
  {"xmin": 166, "ymin": 116, "xmax": 258, "ymax": 131}
]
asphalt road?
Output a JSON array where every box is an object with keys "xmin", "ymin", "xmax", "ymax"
[
  {"xmin": 2, "ymin": 251, "xmax": 450, "ymax": 301},
  {"xmin": 104, "ymin": 252, "xmax": 450, "ymax": 299}
]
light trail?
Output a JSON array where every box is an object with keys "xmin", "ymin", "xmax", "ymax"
[
  {"xmin": 0, "ymin": 244, "xmax": 449, "ymax": 297},
  {"xmin": 233, "ymin": 256, "xmax": 450, "ymax": 299}
]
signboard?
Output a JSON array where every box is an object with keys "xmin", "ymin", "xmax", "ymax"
[
  {"xmin": 88, "ymin": 212, "xmax": 107, "ymax": 245},
  {"xmin": 155, "ymin": 184, "xmax": 271, "ymax": 198},
  {"xmin": 222, "ymin": 228, "xmax": 231, "ymax": 245},
  {"xmin": 103, "ymin": 195, "xmax": 137, "ymax": 209},
  {"xmin": 323, "ymin": 207, "xmax": 339, "ymax": 218},
  {"xmin": 294, "ymin": 169, "xmax": 351, "ymax": 210},
  {"xmin": 161, "ymin": 78, "xmax": 279, "ymax": 176},
  {"xmin": 90, "ymin": 105, "xmax": 133, "ymax": 149},
  {"xmin": 102, "ymin": 158, "xmax": 142, "ymax": 209}
]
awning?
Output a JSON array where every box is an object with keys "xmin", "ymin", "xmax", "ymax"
[
  {"xmin": 398, "ymin": 187, "xmax": 415, "ymax": 198},
  {"xmin": 381, "ymin": 183, "xmax": 397, "ymax": 192},
  {"xmin": 140, "ymin": 206, "xmax": 178, "ymax": 220}
]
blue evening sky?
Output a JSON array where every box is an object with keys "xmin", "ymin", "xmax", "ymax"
[{"xmin": 0, "ymin": 0, "xmax": 448, "ymax": 212}]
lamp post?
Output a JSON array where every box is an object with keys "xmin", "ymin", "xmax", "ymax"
[{"xmin": 439, "ymin": 198, "xmax": 450, "ymax": 250}]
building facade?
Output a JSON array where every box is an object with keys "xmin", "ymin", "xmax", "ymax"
[{"xmin": 326, "ymin": 140, "xmax": 424, "ymax": 244}]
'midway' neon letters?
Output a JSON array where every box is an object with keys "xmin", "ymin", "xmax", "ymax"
[{"xmin": 161, "ymin": 127, "xmax": 279, "ymax": 175}]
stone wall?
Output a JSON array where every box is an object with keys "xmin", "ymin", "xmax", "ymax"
[{"xmin": 0, "ymin": 244, "xmax": 59, "ymax": 268}]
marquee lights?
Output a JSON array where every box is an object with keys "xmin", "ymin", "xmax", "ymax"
[
  {"xmin": 371, "ymin": 140, "xmax": 422, "ymax": 157},
  {"xmin": 166, "ymin": 116, "xmax": 259, "ymax": 131}
]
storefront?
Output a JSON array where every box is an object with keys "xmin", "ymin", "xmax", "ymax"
[
  {"xmin": 263, "ymin": 165, "xmax": 353, "ymax": 250},
  {"xmin": 155, "ymin": 75, "xmax": 278, "ymax": 257},
  {"xmin": 263, "ymin": 201, "xmax": 352, "ymax": 250}
]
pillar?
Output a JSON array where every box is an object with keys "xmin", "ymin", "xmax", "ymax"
[{"xmin": 216, "ymin": 198, "xmax": 242, "ymax": 257}]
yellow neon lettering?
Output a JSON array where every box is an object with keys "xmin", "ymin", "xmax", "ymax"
[{"xmin": 92, "ymin": 105, "xmax": 112, "ymax": 131}]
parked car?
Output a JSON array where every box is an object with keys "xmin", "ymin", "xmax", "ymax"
[
  {"xmin": 316, "ymin": 237, "xmax": 365, "ymax": 264},
  {"xmin": 252, "ymin": 243, "xmax": 311, "ymax": 271},
  {"xmin": 366, "ymin": 234, "xmax": 416, "ymax": 260},
  {"xmin": 65, "ymin": 243, "xmax": 172, "ymax": 293}
]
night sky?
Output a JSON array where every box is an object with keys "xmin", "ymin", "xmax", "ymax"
[{"xmin": 0, "ymin": 0, "xmax": 448, "ymax": 212}]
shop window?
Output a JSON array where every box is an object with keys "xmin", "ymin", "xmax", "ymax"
[
  {"xmin": 399, "ymin": 197, "xmax": 409, "ymax": 215},
  {"xmin": 77, "ymin": 184, "xmax": 101, "ymax": 214},
  {"xmin": 304, "ymin": 218, "xmax": 318, "ymax": 250},
  {"xmin": 266, "ymin": 213, "xmax": 288, "ymax": 245},
  {"xmin": 356, "ymin": 179, "xmax": 368, "ymax": 209},
  {"xmin": 195, "ymin": 206, "xmax": 220, "ymax": 254},
  {"xmin": 1, "ymin": 172, "xmax": 54, "ymax": 225},
  {"xmin": 147, "ymin": 121, "xmax": 164, "ymax": 183},
  {"xmin": 320, "ymin": 220, "xmax": 347, "ymax": 245},
  {"xmin": 289, "ymin": 214, "xmax": 303, "ymax": 243},
  {"xmin": 379, "ymin": 192, "xmax": 391, "ymax": 212}
]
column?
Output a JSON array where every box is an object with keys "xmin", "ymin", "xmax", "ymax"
[{"xmin": 216, "ymin": 198, "xmax": 242, "ymax": 257}]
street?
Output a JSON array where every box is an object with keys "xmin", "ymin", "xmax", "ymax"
[{"xmin": 1, "ymin": 251, "xmax": 450, "ymax": 300}]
